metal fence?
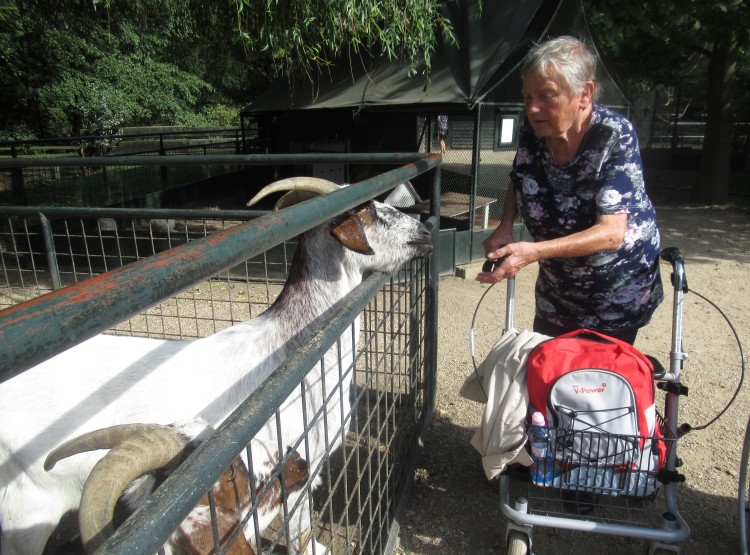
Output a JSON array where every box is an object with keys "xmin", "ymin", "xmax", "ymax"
[
  {"xmin": 0, "ymin": 127, "xmax": 250, "ymax": 206},
  {"xmin": 0, "ymin": 207, "xmax": 283, "ymax": 338},
  {"xmin": 0, "ymin": 127, "xmax": 246, "ymax": 158},
  {"xmin": 0, "ymin": 153, "xmax": 440, "ymax": 554}
]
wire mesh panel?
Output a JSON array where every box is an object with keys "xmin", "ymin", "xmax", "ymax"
[
  {"xmin": 210, "ymin": 261, "xmax": 432, "ymax": 555},
  {"xmin": 0, "ymin": 211, "xmax": 286, "ymax": 338},
  {"xmin": 305, "ymin": 260, "xmax": 432, "ymax": 554}
]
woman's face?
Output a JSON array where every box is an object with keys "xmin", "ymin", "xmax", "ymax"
[{"xmin": 522, "ymin": 69, "xmax": 588, "ymax": 139}]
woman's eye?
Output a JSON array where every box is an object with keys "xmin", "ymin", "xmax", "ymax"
[{"xmin": 523, "ymin": 94, "xmax": 557, "ymax": 105}]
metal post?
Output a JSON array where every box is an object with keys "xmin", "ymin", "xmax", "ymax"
[
  {"xmin": 425, "ymin": 165, "xmax": 441, "ymax": 415},
  {"xmin": 159, "ymin": 133, "xmax": 168, "ymax": 188},
  {"xmin": 38, "ymin": 213, "xmax": 62, "ymax": 291},
  {"xmin": 469, "ymin": 105, "xmax": 482, "ymax": 253},
  {"xmin": 10, "ymin": 145, "xmax": 28, "ymax": 206}
]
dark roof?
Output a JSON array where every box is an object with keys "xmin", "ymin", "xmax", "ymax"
[{"xmin": 243, "ymin": 0, "xmax": 546, "ymax": 113}]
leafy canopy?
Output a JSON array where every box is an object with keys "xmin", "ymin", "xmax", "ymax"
[{"xmin": 229, "ymin": 0, "xmax": 456, "ymax": 78}]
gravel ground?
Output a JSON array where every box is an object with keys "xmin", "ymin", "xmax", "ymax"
[{"xmin": 396, "ymin": 199, "xmax": 750, "ymax": 554}]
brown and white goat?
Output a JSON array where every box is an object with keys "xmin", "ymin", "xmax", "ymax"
[{"xmin": 44, "ymin": 423, "xmax": 310, "ymax": 554}]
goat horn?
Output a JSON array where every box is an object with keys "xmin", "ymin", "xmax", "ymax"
[
  {"xmin": 77, "ymin": 426, "xmax": 189, "ymax": 554},
  {"xmin": 44, "ymin": 423, "xmax": 172, "ymax": 471},
  {"xmin": 246, "ymin": 176, "xmax": 340, "ymax": 209}
]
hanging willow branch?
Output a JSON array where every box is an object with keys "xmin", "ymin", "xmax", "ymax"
[{"xmin": 230, "ymin": 0, "xmax": 458, "ymax": 79}]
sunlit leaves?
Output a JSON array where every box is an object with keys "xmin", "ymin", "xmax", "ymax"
[{"xmin": 229, "ymin": 0, "xmax": 455, "ymax": 78}]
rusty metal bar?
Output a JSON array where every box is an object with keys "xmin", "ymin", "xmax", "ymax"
[
  {"xmin": 0, "ymin": 152, "xmax": 430, "ymax": 169},
  {"xmin": 0, "ymin": 155, "xmax": 440, "ymax": 383}
]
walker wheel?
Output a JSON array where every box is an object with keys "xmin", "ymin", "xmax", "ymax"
[{"xmin": 506, "ymin": 530, "xmax": 530, "ymax": 555}]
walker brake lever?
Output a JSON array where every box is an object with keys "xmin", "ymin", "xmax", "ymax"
[
  {"xmin": 482, "ymin": 258, "xmax": 505, "ymax": 273},
  {"xmin": 482, "ymin": 245, "xmax": 508, "ymax": 273}
]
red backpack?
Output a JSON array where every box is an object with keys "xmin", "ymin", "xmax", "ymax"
[{"xmin": 526, "ymin": 329, "xmax": 666, "ymax": 474}]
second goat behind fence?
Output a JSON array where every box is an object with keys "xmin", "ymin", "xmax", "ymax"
[
  {"xmin": 0, "ymin": 177, "xmax": 434, "ymax": 555},
  {"xmin": 45, "ymin": 421, "xmax": 310, "ymax": 555}
]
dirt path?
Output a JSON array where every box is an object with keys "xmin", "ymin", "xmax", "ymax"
[{"xmin": 397, "ymin": 200, "xmax": 750, "ymax": 554}]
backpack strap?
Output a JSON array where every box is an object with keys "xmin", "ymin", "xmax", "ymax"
[
  {"xmin": 559, "ymin": 328, "xmax": 656, "ymax": 374},
  {"xmin": 559, "ymin": 328, "xmax": 622, "ymax": 345}
]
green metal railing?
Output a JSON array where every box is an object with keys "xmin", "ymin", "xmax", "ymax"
[
  {"xmin": 0, "ymin": 153, "xmax": 440, "ymax": 378},
  {"xmin": 0, "ymin": 153, "xmax": 441, "ymax": 554},
  {"xmin": 1, "ymin": 128, "xmax": 248, "ymax": 207}
]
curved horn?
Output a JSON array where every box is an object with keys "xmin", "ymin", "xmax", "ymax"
[
  {"xmin": 246, "ymin": 176, "xmax": 340, "ymax": 209},
  {"xmin": 45, "ymin": 423, "xmax": 170, "ymax": 471},
  {"xmin": 78, "ymin": 426, "xmax": 189, "ymax": 554}
]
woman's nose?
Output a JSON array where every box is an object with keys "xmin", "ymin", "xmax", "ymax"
[{"xmin": 526, "ymin": 101, "xmax": 541, "ymax": 114}]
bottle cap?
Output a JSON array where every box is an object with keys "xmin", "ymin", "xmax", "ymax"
[{"xmin": 531, "ymin": 411, "xmax": 545, "ymax": 426}]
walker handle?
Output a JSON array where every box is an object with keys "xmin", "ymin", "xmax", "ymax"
[
  {"xmin": 481, "ymin": 257, "xmax": 506, "ymax": 273},
  {"xmin": 661, "ymin": 246, "xmax": 684, "ymax": 266},
  {"xmin": 481, "ymin": 251, "xmax": 515, "ymax": 331},
  {"xmin": 661, "ymin": 247, "xmax": 688, "ymax": 293}
]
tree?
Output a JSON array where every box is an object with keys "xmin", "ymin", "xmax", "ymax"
[
  {"xmin": 229, "ymin": 0, "xmax": 455, "ymax": 79},
  {"xmin": 583, "ymin": 0, "xmax": 750, "ymax": 202},
  {"xmin": 1, "ymin": 0, "xmax": 456, "ymax": 140},
  {"xmin": 0, "ymin": 0, "xmax": 253, "ymax": 138}
]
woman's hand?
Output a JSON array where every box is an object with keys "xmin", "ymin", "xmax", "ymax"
[
  {"xmin": 476, "ymin": 213, "xmax": 626, "ymax": 284},
  {"xmin": 482, "ymin": 229, "xmax": 514, "ymax": 258},
  {"xmin": 476, "ymin": 241, "xmax": 539, "ymax": 283}
]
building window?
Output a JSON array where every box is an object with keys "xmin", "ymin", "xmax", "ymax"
[{"xmin": 495, "ymin": 113, "xmax": 519, "ymax": 151}]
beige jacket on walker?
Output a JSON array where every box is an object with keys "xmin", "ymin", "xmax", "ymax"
[{"xmin": 460, "ymin": 328, "xmax": 549, "ymax": 480}]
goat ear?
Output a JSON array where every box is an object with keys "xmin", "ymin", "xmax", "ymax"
[{"xmin": 328, "ymin": 213, "xmax": 375, "ymax": 255}]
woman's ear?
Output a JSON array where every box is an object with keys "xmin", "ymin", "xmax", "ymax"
[{"xmin": 580, "ymin": 81, "xmax": 595, "ymax": 109}]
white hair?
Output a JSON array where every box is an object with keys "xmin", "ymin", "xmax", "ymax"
[{"xmin": 521, "ymin": 35, "xmax": 599, "ymax": 98}]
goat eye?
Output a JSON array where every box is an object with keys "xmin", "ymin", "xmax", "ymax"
[{"xmin": 329, "ymin": 219, "xmax": 340, "ymax": 228}]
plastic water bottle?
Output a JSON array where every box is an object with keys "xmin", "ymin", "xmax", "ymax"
[{"xmin": 529, "ymin": 411, "xmax": 555, "ymax": 485}]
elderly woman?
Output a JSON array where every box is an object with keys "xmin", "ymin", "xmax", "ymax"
[{"xmin": 477, "ymin": 36, "xmax": 662, "ymax": 345}]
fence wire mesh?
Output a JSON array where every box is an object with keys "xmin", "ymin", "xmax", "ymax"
[{"xmin": 0, "ymin": 212, "xmax": 284, "ymax": 338}]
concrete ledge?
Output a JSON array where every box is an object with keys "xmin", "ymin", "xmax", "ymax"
[{"xmin": 454, "ymin": 261, "xmax": 485, "ymax": 279}]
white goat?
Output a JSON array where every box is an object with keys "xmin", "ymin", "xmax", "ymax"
[
  {"xmin": 0, "ymin": 177, "xmax": 433, "ymax": 555},
  {"xmin": 44, "ymin": 422, "xmax": 310, "ymax": 555}
]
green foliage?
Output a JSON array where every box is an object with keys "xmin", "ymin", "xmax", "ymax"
[
  {"xmin": 0, "ymin": 0, "xmax": 247, "ymax": 139},
  {"xmin": 201, "ymin": 104, "xmax": 241, "ymax": 126},
  {"xmin": 230, "ymin": 0, "xmax": 455, "ymax": 78},
  {"xmin": 583, "ymin": 0, "xmax": 749, "ymax": 108},
  {"xmin": 0, "ymin": 123, "xmax": 36, "ymax": 143},
  {"xmin": 1, "ymin": 0, "xmax": 454, "ymax": 140},
  {"xmin": 37, "ymin": 55, "xmax": 218, "ymax": 134}
]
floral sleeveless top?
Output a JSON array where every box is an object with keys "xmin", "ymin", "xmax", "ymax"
[{"xmin": 510, "ymin": 104, "xmax": 663, "ymax": 332}]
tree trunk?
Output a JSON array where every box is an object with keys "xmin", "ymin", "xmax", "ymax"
[{"xmin": 695, "ymin": 31, "xmax": 738, "ymax": 203}]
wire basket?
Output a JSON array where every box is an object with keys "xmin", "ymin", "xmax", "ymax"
[{"xmin": 528, "ymin": 413, "xmax": 675, "ymax": 499}]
